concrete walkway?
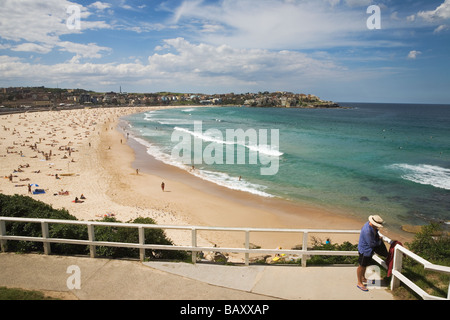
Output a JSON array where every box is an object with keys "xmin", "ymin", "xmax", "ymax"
[{"xmin": 0, "ymin": 253, "xmax": 394, "ymax": 300}]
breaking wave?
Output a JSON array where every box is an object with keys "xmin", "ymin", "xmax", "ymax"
[
  {"xmin": 388, "ymin": 163, "xmax": 450, "ymax": 190},
  {"xmin": 173, "ymin": 127, "xmax": 284, "ymax": 157},
  {"xmin": 130, "ymin": 135, "xmax": 274, "ymax": 198}
]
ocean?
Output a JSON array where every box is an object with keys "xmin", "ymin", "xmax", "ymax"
[{"xmin": 121, "ymin": 103, "xmax": 450, "ymax": 228}]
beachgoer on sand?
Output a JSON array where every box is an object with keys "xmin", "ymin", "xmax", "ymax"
[
  {"xmin": 74, "ymin": 197, "xmax": 84, "ymax": 203},
  {"xmin": 161, "ymin": 182, "xmax": 165, "ymax": 192}
]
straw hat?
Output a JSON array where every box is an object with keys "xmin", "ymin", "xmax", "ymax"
[{"xmin": 369, "ymin": 215, "xmax": 384, "ymax": 228}]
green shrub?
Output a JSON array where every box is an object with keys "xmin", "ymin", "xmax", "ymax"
[
  {"xmin": 132, "ymin": 217, "xmax": 188, "ymax": 261},
  {"xmin": 94, "ymin": 216, "xmax": 188, "ymax": 261},
  {"xmin": 49, "ymin": 223, "xmax": 89, "ymax": 255},
  {"xmin": 307, "ymin": 237, "xmax": 359, "ymax": 265},
  {"xmin": 406, "ymin": 222, "xmax": 450, "ymax": 264},
  {"xmin": 0, "ymin": 194, "xmax": 188, "ymax": 261},
  {"xmin": 0, "ymin": 194, "xmax": 83, "ymax": 253}
]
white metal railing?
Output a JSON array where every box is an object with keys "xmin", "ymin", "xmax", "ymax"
[
  {"xmin": 1, "ymin": 216, "xmax": 448, "ymax": 300},
  {"xmin": 0, "ymin": 216, "xmax": 360, "ymax": 267},
  {"xmin": 389, "ymin": 244, "xmax": 450, "ymax": 300}
]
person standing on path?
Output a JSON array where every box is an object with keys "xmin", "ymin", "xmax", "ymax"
[
  {"xmin": 357, "ymin": 215, "xmax": 388, "ymax": 292},
  {"xmin": 161, "ymin": 182, "xmax": 165, "ymax": 192}
]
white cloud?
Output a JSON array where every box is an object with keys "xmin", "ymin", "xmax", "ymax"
[
  {"xmin": 328, "ymin": 0, "xmax": 341, "ymax": 7},
  {"xmin": 418, "ymin": 0, "xmax": 450, "ymax": 21},
  {"xmin": 147, "ymin": 38, "xmax": 346, "ymax": 82},
  {"xmin": 344, "ymin": 0, "xmax": 372, "ymax": 7},
  {"xmin": 0, "ymin": 38, "xmax": 351, "ymax": 92},
  {"xmin": 12, "ymin": 43, "xmax": 53, "ymax": 54},
  {"xmin": 171, "ymin": 0, "xmax": 371, "ymax": 50},
  {"xmin": 390, "ymin": 12, "xmax": 400, "ymax": 21},
  {"xmin": 0, "ymin": 0, "xmax": 112, "ymax": 58},
  {"xmin": 406, "ymin": 14, "xmax": 416, "ymax": 22},
  {"xmin": 407, "ymin": 50, "xmax": 421, "ymax": 59},
  {"xmin": 89, "ymin": 1, "xmax": 112, "ymax": 11},
  {"xmin": 434, "ymin": 24, "xmax": 450, "ymax": 33},
  {"xmin": 58, "ymin": 41, "xmax": 111, "ymax": 59}
]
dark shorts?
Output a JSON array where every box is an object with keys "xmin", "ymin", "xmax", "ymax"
[
  {"xmin": 358, "ymin": 253, "xmax": 374, "ymax": 267},
  {"xmin": 358, "ymin": 243, "xmax": 388, "ymax": 267}
]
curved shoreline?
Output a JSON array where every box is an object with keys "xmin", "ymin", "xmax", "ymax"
[
  {"xmin": 0, "ymin": 106, "xmax": 413, "ymax": 260},
  {"xmin": 114, "ymin": 107, "xmax": 413, "ymax": 246}
]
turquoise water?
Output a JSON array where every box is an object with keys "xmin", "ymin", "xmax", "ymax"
[{"xmin": 123, "ymin": 103, "xmax": 450, "ymax": 227}]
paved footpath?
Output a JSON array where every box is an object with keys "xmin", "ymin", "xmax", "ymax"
[{"xmin": 0, "ymin": 253, "xmax": 393, "ymax": 300}]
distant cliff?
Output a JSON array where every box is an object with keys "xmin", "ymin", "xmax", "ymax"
[{"xmin": 242, "ymin": 92, "xmax": 341, "ymax": 109}]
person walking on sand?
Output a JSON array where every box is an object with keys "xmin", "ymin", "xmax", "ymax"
[
  {"xmin": 161, "ymin": 182, "xmax": 165, "ymax": 192},
  {"xmin": 356, "ymin": 215, "xmax": 388, "ymax": 292}
]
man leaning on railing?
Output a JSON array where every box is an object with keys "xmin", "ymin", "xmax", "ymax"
[{"xmin": 356, "ymin": 215, "xmax": 391, "ymax": 292}]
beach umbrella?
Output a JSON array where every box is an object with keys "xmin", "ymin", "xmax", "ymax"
[{"xmin": 30, "ymin": 184, "xmax": 39, "ymax": 187}]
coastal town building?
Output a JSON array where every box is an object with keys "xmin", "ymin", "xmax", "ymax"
[{"xmin": 0, "ymin": 86, "xmax": 339, "ymax": 112}]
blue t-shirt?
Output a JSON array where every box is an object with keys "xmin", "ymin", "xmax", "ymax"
[{"xmin": 358, "ymin": 222, "xmax": 382, "ymax": 257}]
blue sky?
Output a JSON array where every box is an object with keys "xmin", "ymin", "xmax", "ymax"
[{"xmin": 0, "ymin": 0, "xmax": 449, "ymax": 103}]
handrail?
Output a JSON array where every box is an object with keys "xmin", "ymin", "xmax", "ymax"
[
  {"xmin": 0, "ymin": 216, "xmax": 360, "ymax": 267},
  {"xmin": 1, "ymin": 216, "xmax": 448, "ymax": 299},
  {"xmin": 0, "ymin": 216, "xmax": 360, "ymax": 233},
  {"xmin": 390, "ymin": 244, "xmax": 450, "ymax": 300}
]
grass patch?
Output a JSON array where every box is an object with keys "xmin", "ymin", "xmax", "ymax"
[
  {"xmin": 0, "ymin": 287, "xmax": 60, "ymax": 300},
  {"xmin": 392, "ymin": 223, "xmax": 449, "ymax": 300}
]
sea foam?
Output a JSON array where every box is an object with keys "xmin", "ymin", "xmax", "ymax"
[
  {"xmin": 173, "ymin": 126, "xmax": 284, "ymax": 157},
  {"xmin": 388, "ymin": 163, "xmax": 450, "ymax": 190},
  {"xmin": 130, "ymin": 135, "xmax": 274, "ymax": 198}
]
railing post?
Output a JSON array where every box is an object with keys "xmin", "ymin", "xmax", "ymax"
[
  {"xmin": 41, "ymin": 221, "xmax": 51, "ymax": 255},
  {"xmin": 245, "ymin": 230, "xmax": 250, "ymax": 266},
  {"xmin": 448, "ymin": 280, "xmax": 450, "ymax": 300},
  {"xmin": 302, "ymin": 232, "xmax": 309, "ymax": 267},
  {"xmin": 139, "ymin": 226, "xmax": 145, "ymax": 262},
  {"xmin": 191, "ymin": 228, "xmax": 197, "ymax": 264},
  {"xmin": 0, "ymin": 220, "xmax": 7, "ymax": 252},
  {"xmin": 87, "ymin": 224, "xmax": 96, "ymax": 258},
  {"xmin": 390, "ymin": 246, "xmax": 403, "ymax": 290}
]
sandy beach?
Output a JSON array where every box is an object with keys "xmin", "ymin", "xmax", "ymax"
[{"xmin": 0, "ymin": 106, "xmax": 412, "ymax": 262}]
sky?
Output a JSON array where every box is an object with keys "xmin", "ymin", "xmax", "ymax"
[{"xmin": 0, "ymin": 0, "xmax": 449, "ymax": 103}]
